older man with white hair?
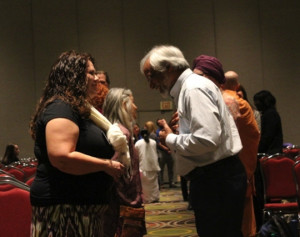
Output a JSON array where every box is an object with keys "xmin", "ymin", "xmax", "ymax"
[{"xmin": 140, "ymin": 45, "xmax": 247, "ymax": 237}]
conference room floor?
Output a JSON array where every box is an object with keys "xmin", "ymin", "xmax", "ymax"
[{"xmin": 144, "ymin": 185, "xmax": 197, "ymax": 237}]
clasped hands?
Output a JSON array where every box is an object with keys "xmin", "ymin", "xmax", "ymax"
[{"xmin": 158, "ymin": 111, "xmax": 179, "ymax": 146}]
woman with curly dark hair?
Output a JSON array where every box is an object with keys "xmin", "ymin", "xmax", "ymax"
[{"xmin": 29, "ymin": 50, "xmax": 124, "ymax": 237}]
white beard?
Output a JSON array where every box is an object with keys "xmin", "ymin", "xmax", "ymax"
[{"xmin": 159, "ymin": 75, "xmax": 171, "ymax": 99}]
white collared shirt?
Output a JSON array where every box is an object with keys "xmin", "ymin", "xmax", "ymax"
[{"xmin": 166, "ymin": 69, "xmax": 242, "ymax": 176}]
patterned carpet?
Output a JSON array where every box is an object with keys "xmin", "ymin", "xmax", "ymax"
[{"xmin": 144, "ymin": 186, "xmax": 198, "ymax": 237}]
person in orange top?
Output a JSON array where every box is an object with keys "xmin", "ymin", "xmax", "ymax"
[{"xmin": 223, "ymin": 70, "xmax": 260, "ymax": 237}]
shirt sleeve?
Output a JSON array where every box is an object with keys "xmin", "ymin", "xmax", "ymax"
[
  {"xmin": 166, "ymin": 87, "xmax": 222, "ymax": 157},
  {"xmin": 42, "ymin": 100, "xmax": 80, "ymax": 125}
]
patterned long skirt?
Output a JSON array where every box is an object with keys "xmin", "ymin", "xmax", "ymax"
[{"xmin": 31, "ymin": 204, "xmax": 109, "ymax": 237}]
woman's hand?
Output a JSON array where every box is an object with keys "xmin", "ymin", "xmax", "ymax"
[{"xmin": 105, "ymin": 160, "xmax": 125, "ymax": 182}]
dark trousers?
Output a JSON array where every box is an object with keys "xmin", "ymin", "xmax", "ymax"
[
  {"xmin": 180, "ymin": 176, "xmax": 189, "ymax": 201},
  {"xmin": 188, "ymin": 156, "xmax": 247, "ymax": 237},
  {"xmin": 158, "ymin": 149, "xmax": 174, "ymax": 185},
  {"xmin": 253, "ymin": 158, "xmax": 264, "ymax": 230}
]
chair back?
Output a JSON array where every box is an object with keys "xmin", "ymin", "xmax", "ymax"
[
  {"xmin": 0, "ymin": 174, "xmax": 17, "ymax": 191},
  {"xmin": 283, "ymin": 145, "xmax": 300, "ymax": 159},
  {"xmin": 257, "ymin": 153, "xmax": 269, "ymax": 159},
  {"xmin": 3, "ymin": 166, "xmax": 26, "ymax": 182},
  {"xmin": 267, "ymin": 153, "xmax": 287, "ymax": 159},
  {"xmin": 0, "ymin": 186, "xmax": 31, "ymax": 237},
  {"xmin": 260, "ymin": 156, "xmax": 296, "ymax": 200},
  {"xmin": 293, "ymin": 160, "xmax": 300, "ymax": 206},
  {"xmin": 294, "ymin": 155, "xmax": 300, "ymax": 162},
  {"xmin": 0, "ymin": 175, "xmax": 30, "ymax": 191},
  {"xmin": 25, "ymin": 175, "xmax": 35, "ymax": 186},
  {"xmin": 22, "ymin": 166, "xmax": 37, "ymax": 178}
]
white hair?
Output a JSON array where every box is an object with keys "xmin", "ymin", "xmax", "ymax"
[
  {"xmin": 102, "ymin": 88, "xmax": 134, "ymax": 133},
  {"xmin": 140, "ymin": 45, "xmax": 189, "ymax": 73}
]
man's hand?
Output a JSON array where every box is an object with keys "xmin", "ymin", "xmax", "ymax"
[
  {"xmin": 169, "ymin": 111, "xmax": 179, "ymax": 134},
  {"xmin": 158, "ymin": 119, "xmax": 173, "ymax": 146}
]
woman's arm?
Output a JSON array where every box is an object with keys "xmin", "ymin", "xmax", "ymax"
[{"xmin": 46, "ymin": 118, "xmax": 124, "ymax": 180}]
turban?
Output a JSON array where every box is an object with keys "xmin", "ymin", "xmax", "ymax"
[{"xmin": 192, "ymin": 55, "xmax": 226, "ymax": 84}]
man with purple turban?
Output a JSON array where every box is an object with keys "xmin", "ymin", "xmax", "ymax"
[
  {"xmin": 193, "ymin": 55, "xmax": 260, "ymax": 236},
  {"xmin": 192, "ymin": 54, "xmax": 226, "ymax": 86},
  {"xmin": 140, "ymin": 45, "xmax": 247, "ymax": 237}
]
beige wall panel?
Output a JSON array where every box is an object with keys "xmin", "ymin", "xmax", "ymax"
[
  {"xmin": 260, "ymin": 1, "xmax": 300, "ymax": 144},
  {"xmin": 0, "ymin": 0, "xmax": 35, "ymax": 157},
  {"xmin": 122, "ymin": 0, "xmax": 171, "ymax": 126},
  {"xmin": 32, "ymin": 0, "xmax": 80, "ymax": 96},
  {"xmin": 76, "ymin": 0, "xmax": 126, "ymax": 88},
  {"xmin": 168, "ymin": 0, "xmax": 216, "ymax": 64},
  {"xmin": 214, "ymin": 0, "xmax": 263, "ymax": 104}
]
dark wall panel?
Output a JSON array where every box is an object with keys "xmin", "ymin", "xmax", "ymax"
[
  {"xmin": 0, "ymin": 0, "xmax": 35, "ymax": 157},
  {"xmin": 260, "ymin": 0, "xmax": 300, "ymax": 144}
]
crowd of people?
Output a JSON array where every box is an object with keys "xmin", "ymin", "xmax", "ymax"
[{"xmin": 3, "ymin": 45, "xmax": 283, "ymax": 237}]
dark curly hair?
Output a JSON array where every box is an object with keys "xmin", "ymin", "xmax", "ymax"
[{"xmin": 30, "ymin": 50, "xmax": 95, "ymax": 139}]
